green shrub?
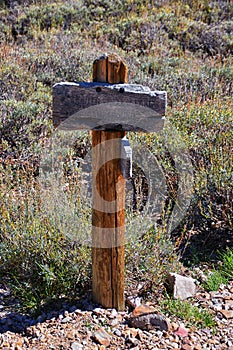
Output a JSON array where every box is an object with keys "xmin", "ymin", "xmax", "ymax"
[
  {"xmin": 0, "ymin": 99, "xmax": 51, "ymax": 157},
  {"xmin": 0, "ymin": 172, "xmax": 91, "ymax": 315},
  {"xmin": 125, "ymin": 226, "xmax": 181, "ymax": 289},
  {"xmin": 220, "ymin": 248, "xmax": 233, "ymax": 280},
  {"xmin": 160, "ymin": 293, "xmax": 216, "ymax": 329},
  {"xmin": 170, "ymin": 101, "xmax": 233, "ymax": 234},
  {"xmin": 203, "ymin": 248, "xmax": 233, "ymax": 292},
  {"xmin": 203, "ymin": 270, "xmax": 227, "ymax": 292}
]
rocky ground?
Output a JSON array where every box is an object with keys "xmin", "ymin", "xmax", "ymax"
[{"xmin": 0, "ymin": 279, "xmax": 233, "ymax": 350}]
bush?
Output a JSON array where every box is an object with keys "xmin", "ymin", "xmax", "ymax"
[
  {"xmin": 0, "ymin": 168, "xmax": 91, "ymax": 314},
  {"xmin": 160, "ymin": 293, "xmax": 216, "ymax": 329},
  {"xmin": 169, "ymin": 100, "xmax": 232, "ymax": 233},
  {"xmin": 203, "ymin": 248, "xmax": 233, "ymax": 292}
]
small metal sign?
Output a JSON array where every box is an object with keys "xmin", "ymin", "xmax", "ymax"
[{"xmin": 121, "ymin": 136, "xmax": 132, "ymax": 179}]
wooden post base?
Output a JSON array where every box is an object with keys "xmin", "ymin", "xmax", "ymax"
[{"xmin": 92, "ymin": 130, "xmax": 125, "ymax": 310}]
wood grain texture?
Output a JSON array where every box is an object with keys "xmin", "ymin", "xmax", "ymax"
[
  {"xmin": 92, "ymin": 130, "xmax": 125, "ymax": 309},
  {"xmin": 93, "ymin": 53, "xmax": 127, "ymax": 83},
  {"xmin": 53, "ymin": 82, "xmax": 166, "ymax": 131},
  {"xmin": 92, "ymin": 54, "xmax": 126, "ymax": 310}
]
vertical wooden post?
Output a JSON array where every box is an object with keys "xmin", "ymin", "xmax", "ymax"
[{"xmin": 92, "ymin": 54, "xmax": 128, "ymax": 310}]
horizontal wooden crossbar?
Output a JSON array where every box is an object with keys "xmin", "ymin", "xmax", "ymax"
[{"xmin": 53, "ymin": 82, "xmax": 166, "ymax": 132}]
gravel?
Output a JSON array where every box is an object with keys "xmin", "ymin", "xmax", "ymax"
[{"xmin": 0, "ymin": 282, "xmax": 233, "ymax": 349}]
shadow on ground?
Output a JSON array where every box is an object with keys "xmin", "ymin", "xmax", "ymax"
[
  {"xmin": 178, "ymin": 226, "xmax": 233, "ymax": 266},
  {"xmin": 0, "ymin": 296, "xmax": 95, "ymax": 334}
]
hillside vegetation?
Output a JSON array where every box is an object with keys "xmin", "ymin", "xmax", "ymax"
[{"xmin": 0, "ymin": 0, "xmax": 232, "ymax": 314}]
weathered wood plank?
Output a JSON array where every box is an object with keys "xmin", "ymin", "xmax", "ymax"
[
  {"xmin": 91, "ymin": 54, "xmax": 126, "ymax": 311},
  {"xmin": 53, "ymin": 82, "xmax": 166, "ymax": 131}
]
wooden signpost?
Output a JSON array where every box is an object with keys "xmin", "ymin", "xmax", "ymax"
[{"xmin": 53, "ymin": 54, "xmax": 167, "ymax": 310}]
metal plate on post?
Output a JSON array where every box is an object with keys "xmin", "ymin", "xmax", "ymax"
[{"xmin": 121, "ymin": 136, "xmax": 132, "ymax": 179}]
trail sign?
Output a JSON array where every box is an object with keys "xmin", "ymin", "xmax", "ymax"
[
  {"xmin": 53, "ymin": 82, "xmax": 166, "ymax": 131},
  {"xmin": 52, "ymin": 53, "xmax": 167, "ymax": 310}
]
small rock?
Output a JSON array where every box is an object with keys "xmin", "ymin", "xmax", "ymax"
[
  {"xmin": 15, "ymin": 340, "xmax": 23, "ymax": 347},
  {"xmin": 126, "ymin": 296, "xmax": 142, "ymax": 308},
  {"xmin": 194, "ymin": 345, "xmax": 202, "ymax": 350},
  {"xmin": 154, "ymin": 330, "xmax": 163, "ymax": 338},
  {"xmin": 23, "ymin": 338, "xmax": 30, "ymax": 346},
  {"xmin": 197, "ymin": 292, "xmax": 210, "ymax": 301},
  {"xmin": 93, "ymin": 328, "xmax": 111, "ymax": 346},
  {"xmin": 169, "ymin": 342, "xmax": 179, "ymax": 349},
  {"xmin": 71, "ymin": 342, "xmax": 83, "ymax": 350},
  {"xmin": 136, "ymin": 329, "xmax": 145, "ymax": 342},
  {"xmin": 74, "ymin": 309, "xmax": 83, "ymax": 315},
  {"xmin": 219, "ymin": 309, "xmax": 233, "ymax": 319},
  {"xmin": 15, "ymin": 346, "xmax": 23, "ymax": 350},
  {"xmin": 131, "ymin": 304, "xmax": 157, "ymax": 317},
  {"xmin": 93, "ymin": 308, "xmax": 104, "ymax": 316},
  {"xmin": 174, "ymin": 326, "xmax": 189, "ymax": 337},
  {"xmin": 113, "ymin": 329, "xmax": 122, "ymax": 337},
  {"xmin": 130, "ymin": 305, "xmax": 169, "ymax": 331},
  {"xmin": 109, "ymin": 309, "xmax": 118, "ymax": 318},
  {"xmin": 125, "ymin": 335, "xmax": 139, "ymax": 346},
  {"xmin": 92, "ymin": 315, "xmax": 99, "ymax": 324},
  {"xmin": 123, "ymin": 328, "xmax": 138, "ymax": 338},
  {"xmin": 181, "ymin": 344, "xmax": 193, "ymax": 350},
  {"xmin": 61, "ymin": 316, "xmax": 73, "ymax": 323},
  {"xmin": 167, "ymin": 273, "xmax": 196, "ymax": 300},
  {"xmin": 224, "ymin": 300, "xmax": 233, "ymax": 310},
  {"xmin": 109, "ymin": 316, "xmax": 122, "ymax": 327},
  {"xmin": 170, "ymin": 322, "xmax": 179, "ymax": 331},
  {"xmin": 67, "ymin": 331, "xmax": 75, "ymax": 340},
  {"xmin": 214, "ymin": 303, "xmax": 223, "ymax": 311}
]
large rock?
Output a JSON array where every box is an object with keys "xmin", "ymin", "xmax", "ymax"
[
  {"xmin": 167, "ymin": 273, "xmax": 196, "ymax": 300},
  {"xmin": 129, "ymin": 304, "xmax": 170, "ymax": 331}
]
